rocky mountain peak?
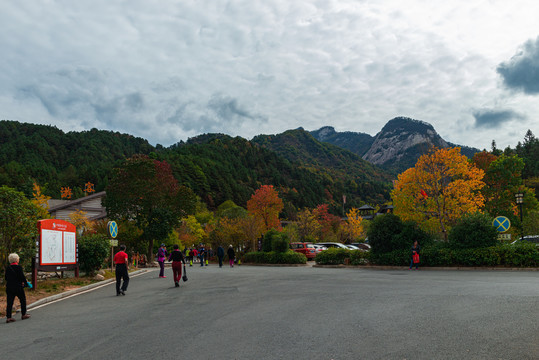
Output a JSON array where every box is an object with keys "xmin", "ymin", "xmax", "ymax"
[{"xmin": 362, "ymin": 117, "xmax": 449, "ymax": 167}]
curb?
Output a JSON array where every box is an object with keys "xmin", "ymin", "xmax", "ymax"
[
  {"xmin": 27, "ymin": 269, "xmax": 148, "ymax": 310},
  {"xmin": 312, "ymin": 265, "xmax": 539, "ymax": 271}
]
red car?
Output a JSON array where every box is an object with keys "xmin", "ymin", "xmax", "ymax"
[{"xmin": 290, "ymin": 242, "xmax": 318, "ymax": 260}]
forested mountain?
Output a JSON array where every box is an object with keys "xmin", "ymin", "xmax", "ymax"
[
  {"xmin": 162, "ymin": 133, "xmax": 391, "ymax": 216},
  {"xmin": 310, "ymin": 126, "xmax": 374, "ymax": 157},
  {"xmin": 0, "ymin": 120, "xmax": 153, "ymax": 197},
  {"xmin": 0, "ymin": 121, "xmax": 392, "ymax": 216},
  {"xmin": 252, "ymin": 128, "xmax": 392, "ymax": 201}
]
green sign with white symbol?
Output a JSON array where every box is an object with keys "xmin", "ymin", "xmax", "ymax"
[
  {"xmin": 108, "ymin": 221, "xmax": 118, "ymax": 238},
  {"xmin": 492, "ymin": 216, "xmax": 510, "ymax": 233}
]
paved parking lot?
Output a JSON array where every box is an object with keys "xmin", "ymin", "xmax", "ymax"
[{"xmin": 3, "ymin": 266, "xmax": 539, "ymax": 359}]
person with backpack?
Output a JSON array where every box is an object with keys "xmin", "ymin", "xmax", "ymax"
[
  {"xmin": 409, "ymin": 241, "xmax": 421, "ymax": 270},
  {"xmin": 168, "ymin": 244, "xmax": 185, "ymax": 287},
  {"xmin": 5, "ymin": 253, "xmax": 31, "ymax": 323}
]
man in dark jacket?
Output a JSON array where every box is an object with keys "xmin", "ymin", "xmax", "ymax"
[
  {"xmin": 5, "ymin": 253, "xmax": 31, "ymax": 323},
  {"xmin": 217, "ymin": 245, "xmax": 225, "ymax": 268}
]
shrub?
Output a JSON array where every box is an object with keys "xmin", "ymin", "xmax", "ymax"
[
  {"xmin": 262, "ymin": 229, "xmax": 280, "ymax": 252},
  {"xmin": 315, "ymin": 248, "xmax": 350, "ymax": 265},
  {"xmin": 349, "ymin": 250, "xmax": 371, "ymax": 265},
  {"xmin": 272, "ymin": 232, "xmax": 290, "ymax": 253},
  {"xmin": 369, "ymin": 249, "xmax": 409, "ymax": 266},
  {"xmin": 367, "ymin": 214, "xmax": 404, "ymax": 254},
  {"xmin": 448, "ymin": 212, "xmax": 499, "ymax": 249},
  {"xmin": 78, "ymin": 234, "xmax": 110, "ymax": 275},
  {"xmin": 243, "ymin": 250, "xmax": 306, "ymax": 264}
]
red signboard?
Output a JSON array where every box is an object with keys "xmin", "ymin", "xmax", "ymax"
[{"xmin": 37, "ymin": 219, "xmax": 77, "ymax": 266}]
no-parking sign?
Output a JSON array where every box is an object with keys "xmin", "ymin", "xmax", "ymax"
[{"xmin": 492, "ymin": 216, "xmax": 511, "ymax": 233}]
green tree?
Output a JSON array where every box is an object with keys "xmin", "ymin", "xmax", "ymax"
[
  {"xmin": 0, "ymin": 186, "xmax": 41, "ymax": 267},
  {"xmin": 367, "ymin": 213, "xmax": 404, "ymax": 254},
  {"xmin": 448, "ymin": 212, "xmax": 499, "ymax": 249},
  {"xmin": 78, "ymin": 233, "xmax": 110, "ymax": 275},
  {"xmin": 104, "ymin": 155, "xmax": 197, "ymax": 260}
]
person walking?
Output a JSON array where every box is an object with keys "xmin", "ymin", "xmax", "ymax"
[
  {"xmin": 157, "ymin": 244, "xmax": 168, "ymax": 278},
  {"xmin": 114, "ymin": 245, "xmax": 130, "ymax": 295},
  {"xmin": 168, "ymin": 244, "xmax": 185, "ymax": 287},
  {"xmin": 198, "ymin": 244, "xmax": 205, "ymax": 267},
  {"xmin": 227, "ymin": 245, "xmax": 235, "ymax": 268},
  {"xmin": 409, "ymin": 241, "xmax": 421, "ymax": 270},
  {"xmin": 217, "ymin": 245, "xmax": 225, "ymax": 268},
  {"xmin": 5, "ymin": 253, "xmax": 31, "ymax": 323}
]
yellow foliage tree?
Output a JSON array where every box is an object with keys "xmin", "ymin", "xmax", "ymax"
[
  {"xmin": 32, "ymin": 182, "xmax": 51, "ymax": 219},
  {"xmin": 342, "ymin": 207, "xmax": 364, "ymax": 242},
  {"xmin": 392, "ymin": 147, "xmax": 485, "ymax": 239},
  {"xmin": 69, "ymin": 209, "xmax": 94, "ymax": 234}
]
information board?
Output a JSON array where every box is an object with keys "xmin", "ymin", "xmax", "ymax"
[{"xmin": 38, "ymin": 219, "xmax": 77, "ymax": 265}]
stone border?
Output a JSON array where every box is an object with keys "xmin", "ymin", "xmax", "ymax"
[
  {"xmin": 27, "ymin": 269, "xmax": 148, "ymax": 310},
  {"xmin": 312, "ymin": 264, "xmax": 539, "ymax": 271}
]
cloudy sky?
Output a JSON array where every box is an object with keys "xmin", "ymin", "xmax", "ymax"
[{"xmin": 1, "ymin": 1, "xmax": 538, "ymax": 150}]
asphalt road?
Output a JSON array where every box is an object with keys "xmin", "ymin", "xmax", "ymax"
[{"xmin": 2, "ymin": 265, "xmax": 538, "ymax": 360}]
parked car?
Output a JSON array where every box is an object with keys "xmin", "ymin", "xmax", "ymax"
[
  {"xmin": 316, "ymin": 242, "xmax": 349, "ymax": 250},
  {"xmin": 511, "ymin": 235, "xmax": 539, "ymax": 247},
  {"xmin": 351, "ymin": 242, "xmax": 371, "ymax": 251},
  {"xmin": 290, "ymin": 242, "xmax": 318, "ymax": 260},
  {"xmin": 312, "ymin": 244, "xmax": 327, "ymax": 253},
  {"xmin": 345, "ymin": 244, "xmax": 360, "ymax": 250}
]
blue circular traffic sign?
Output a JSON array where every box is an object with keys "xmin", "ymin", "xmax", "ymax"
[
  {"xmin": 492, "ymin": 216, "xmax": 510, "ymax": 233},
  {"xmin": 108, "ymin": 221, "xmax": 118, "ymax": 238}
]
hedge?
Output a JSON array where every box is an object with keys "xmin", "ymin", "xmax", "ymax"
[
  {"xmin": 315, "ymin": 243, "xmax": 539, "ymax": 267},
  {"xmin": 243, "ymin": 250, "xmax": 306, "ymax": 264}
]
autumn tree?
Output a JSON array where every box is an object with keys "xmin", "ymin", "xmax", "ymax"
[
  {"xmin": 69, "ymin": 209, "xmax": 95, "ymax": 235},
  {"xmin": 296, "ymin": 208, "xmax": 322, "ymax": 241},
  {"xmin": 31, "ymin": 182, "xmax": 51, "ymax": 219},
  {"xmin": 342, "ymin": 207, "xmax": 364, "ymax": 242},
  {"xmin": 313, "ymin": 204, "xmax": 341, "ymax": 242},
  {"xmin": 104, "ymin": 155, "xmax": 197, "ymax": 260},
  {"xmin": 392, "ymin": 147, "xmax": 485, "ymax": 240},
  {"xmin": 247, "ymin": 185, "xmax": 284, "ymax": 233}
]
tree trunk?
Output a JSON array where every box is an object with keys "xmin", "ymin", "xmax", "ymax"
[{"xmin": 147, "ymin": 238, "xmax": 154, "ymax": 264}]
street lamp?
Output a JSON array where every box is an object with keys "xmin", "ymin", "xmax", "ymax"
[{"xmin": 515, "ymin": 192, "xmax": 524, "ymax": 239}]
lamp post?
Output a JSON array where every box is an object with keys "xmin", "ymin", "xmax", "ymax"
[{"xmin": 515, "ymin": 192, "xmax": 524, "ymax": 239}]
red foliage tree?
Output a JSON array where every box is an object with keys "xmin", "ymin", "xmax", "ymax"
[{"xmin": 247, "ymin": 185, "xmax": 284, "ymax": 233}]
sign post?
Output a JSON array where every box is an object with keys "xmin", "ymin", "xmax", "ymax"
[
  {"xmin": 108, "ymin": 221, "xmax": 118, "ymax": 270},
  {"xmin": 34, "ymin": 219, "xmax": 78, "ymax": 290}
]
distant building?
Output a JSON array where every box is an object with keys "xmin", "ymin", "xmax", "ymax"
[
  {"xmin": 358, "ymin": 204, "xmax": 375, "ymax": 220},
  {"xmin": 47, "ymin": 191, "xmax": 107, "ymax": 221}
]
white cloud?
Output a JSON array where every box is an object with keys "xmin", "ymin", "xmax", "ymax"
[{"xmin": 1, "ymin": 0, "xmax": 538, "ymax": 150}]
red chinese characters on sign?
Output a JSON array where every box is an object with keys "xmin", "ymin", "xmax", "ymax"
[
  {"xmin": 84, "ymin": 182, "xmax": 95, "ymax": 194},
  {"xmin": 61, "ymin": 187, "xmax": 72, "ymax": 199}
]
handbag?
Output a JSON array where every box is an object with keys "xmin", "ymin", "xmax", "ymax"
[
  {"xmin": 182, "ymin": 264, "xmax": 188, "ymax": 282},
  {"xmin": 413, "ymin": 253, "xmax": 420, "ymax": 264}
]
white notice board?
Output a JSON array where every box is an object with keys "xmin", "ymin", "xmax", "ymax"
[
  {"xmin": 63, "ymin": 232, "xmax": 76, "ymax": 263},
  {"xmin": 41, "ymin": 229, "xmax": 63, "ymax": 265}
]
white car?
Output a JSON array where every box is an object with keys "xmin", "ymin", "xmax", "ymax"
[
  {"xmin": 316, "ymin": 242, "xmax": 349, "ymax": 249},
  {"xmin": 345, "ymin": 244, "xmax": 361, "ymax": 250}
]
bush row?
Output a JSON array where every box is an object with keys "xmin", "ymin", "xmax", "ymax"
[
  {"xmin": 243, "ymin": 250, "xmax": 307, "ymax": 264},
  {"xmin": 315, "ymin": 243, "xmax": 539, "ymax": 267}
]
